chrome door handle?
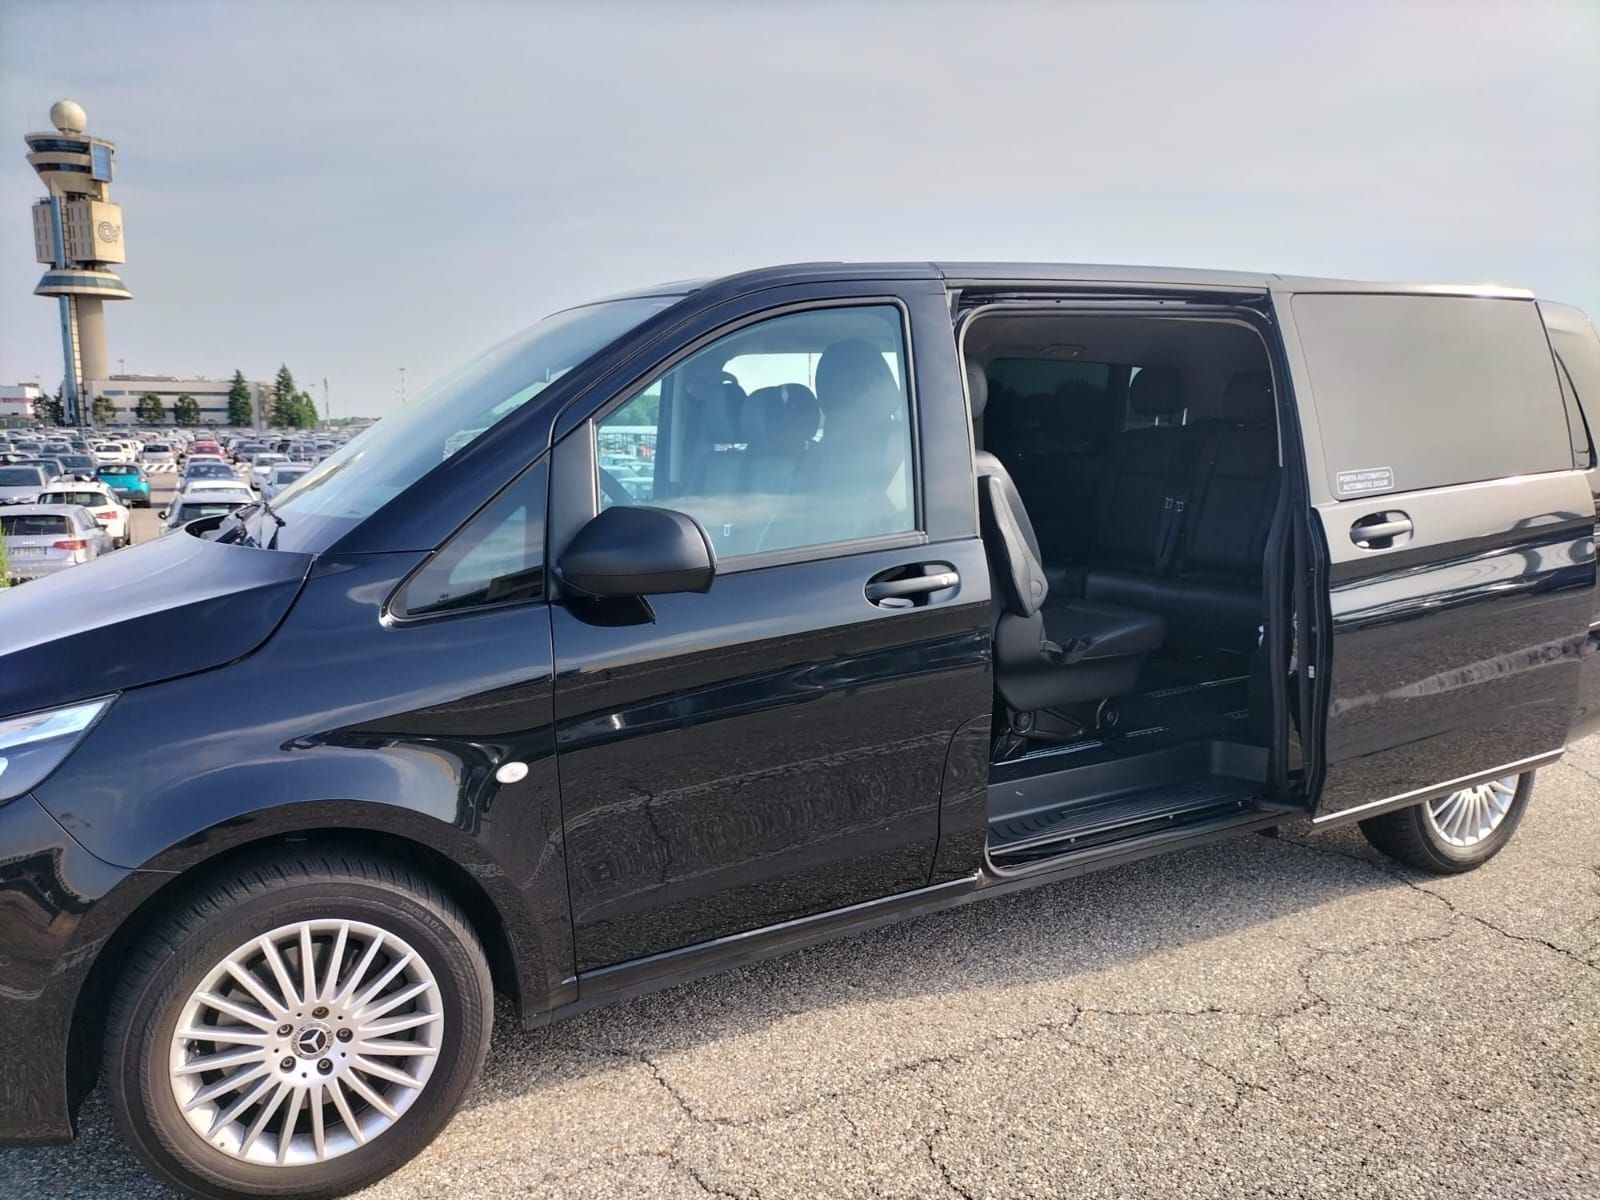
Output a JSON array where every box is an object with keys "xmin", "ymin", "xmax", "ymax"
[
  {"xmin": 1351, "ymin": 513, "xmax": 1413, "ymax": 548},
  {"xmin": 865, "ymin": 570, "xmax": 959, "ymax": 602}
]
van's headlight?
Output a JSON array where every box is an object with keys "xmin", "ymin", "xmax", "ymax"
[{"xmin": 0, "ymin": 697, "xmax": 113, "ymax": 803}]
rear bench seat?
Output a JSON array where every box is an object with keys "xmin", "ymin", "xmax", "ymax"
[{"xmin": 1084, "ymin": 369, "xmax": 1280, "ymax": 652}]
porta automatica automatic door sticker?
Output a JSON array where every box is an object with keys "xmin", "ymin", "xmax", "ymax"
[{"xmin": 1334, "ymin": 466, "xmax": 1395, "ymax": 498}]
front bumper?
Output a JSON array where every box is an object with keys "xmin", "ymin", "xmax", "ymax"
[{"xmin": 0, "ymin": 794, "xmax": 139, "ymax": 1145}]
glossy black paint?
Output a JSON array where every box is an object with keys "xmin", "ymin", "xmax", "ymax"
[
  {"xmin": 3, "ymin": 262, "xmax": 1596, "ymax": 1151},
  {"xmin": 553, "ymin": 539, "xmax": 992, "ymax": 972},
  {"xmin": 0, "ymin": 529, "xmax": 311, "ymax": 717},
  {"xmin": 1316, "ymin": 511, "xmax": 1596, "ymax": 816}
]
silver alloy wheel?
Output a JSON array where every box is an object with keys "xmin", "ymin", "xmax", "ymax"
[
  {"xmin": 1423, "ymin": 775, "xmax": 1519, "ymax": 848},
  {"xmin": 168, "ymin": 919, "xmax": 444, "ymax": 1166}
]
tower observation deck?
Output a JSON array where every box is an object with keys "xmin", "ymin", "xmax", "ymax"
[{"xmin": 25, "ymin": 99, "xmax": 131, "ymax": 425}]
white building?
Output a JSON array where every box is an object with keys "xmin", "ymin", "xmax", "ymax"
[
  {"xmin": 87, "ymin": 374, "xmax": 269, "ymax": 426},
  {"xmin": 1, "ymin": 383, "xmax": 44, "ymax": 424}
]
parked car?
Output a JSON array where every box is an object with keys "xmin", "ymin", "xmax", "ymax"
[
  {"xmin": 1, "ymin": 264, "xmax": 1597, "ymax": 1199},
  {"xmin": 54, "ymin": 452, "xmax": 98, "ymax": 481},
  {"xmin": 142, "ymin": 442, "xmax": 177, "ymax": 466},
  {"xmin": 158, "ymin": 486, "xmax": 256, "ymax": 536},
  {"xmin": 35, "ymin": 483, "xmax": 132, "ymax": 548},
  {"xmin": 0, "ymin": 503, "xmax": 112, "ymax": 581},
  {"xmin": 190, "ymin": 440, "xmax": 224, "ymax": 458},
  {"xmin": 231, "ymin": 440, "xmax": 266, "ymax": 464},
  {"xmin": 179, "ymin": 458, "xmax": 241, "ymax": 487},
  {"xmin": 0, "ymin": 464, "xmax": 49, "ymax": 505},
  {"xmin": 262, "ymin": 462, "xmax": 312, "ymax": 500},
  {"xmin": 94, "ymin": 462, "xmax": 153, "ymax": 507},
  {"xmin": 16, "ymin": 457, "xmax": 69, "ymax": 483},
  {"xmin": 247, "ymin": 451, "xmax": 289, "ymax": 489},
  {"xmin": 91, "ymin": 440, "xmax": 132, "ymax": 464},
  {"xmin": 39, "ymin": 440, "xmax": 73, "ymax": 456}
]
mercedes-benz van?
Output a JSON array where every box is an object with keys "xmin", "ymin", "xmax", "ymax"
[{"xmin": 2, "ymin": 263, "xmax": 1596, "ymax": 1198}]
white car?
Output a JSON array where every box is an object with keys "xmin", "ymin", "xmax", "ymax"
[
  {"xmin": 143, "ymin": 442, "xmax": 177, "ymax": 465},
  {"xmin": 92, "ymin": 441, "xmax": 132, "ymax": 464},
  {"xmin": 1, "ymin": 503, "xmax": 114, "ymax": 580},
  {"xmin": 34, "ymin": 482, "xmax": 132, "ymax": 548},
  {"xmin": 247, "ymin": 453, "xmax": 289, "ymax": 489},
  {"xmin": 159, "ymin": 486, "xmax": 255, "ymax": 536},
  {"xmin": 262, "ymin": 462, "xmax": 312, "ymax": 500},
  {"xmin": 0, "ymin": 464, "xmax": 51, "ymax": 505}
]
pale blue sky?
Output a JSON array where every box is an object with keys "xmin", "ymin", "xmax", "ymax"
[{"xmin": 1, "ymin": 0, "xmax": 1596, "ymax": 417}]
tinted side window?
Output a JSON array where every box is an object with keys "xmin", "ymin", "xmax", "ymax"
[
  {"xmin": 984, "ymin": 359, "xmax": 1117, "ymax": 449},
  {"xmin": 595, "ymin": 305, "xmax": 915, "ymax": 560},
  {"xmin": 1549, "ymin": 322, "xmax": 1600, "ymax": 470},
  {"xmin": 1292, "ymin": 294, "xmax": 1572, "ymax": 496},
  {"xmin": 394, "ymin": 459, "xmax": 547, "ymax": 618}
]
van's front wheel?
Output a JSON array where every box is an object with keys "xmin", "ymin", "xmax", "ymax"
[
  {"xmin": 1358, "ymin": 772, "xmax": 1532, "ymax": 873},
  {"xmin": 106, "ymin": 851, "xmax": 493, "ymax": 1200}
]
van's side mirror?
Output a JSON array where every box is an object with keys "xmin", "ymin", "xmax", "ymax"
[{"xmin": 557, "ymin": 505, "xmax": 716, "ymax": 598}]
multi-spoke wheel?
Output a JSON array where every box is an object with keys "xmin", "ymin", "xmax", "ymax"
[
  {"xmin": 107, "ymin": 852, "xmax": 492, "ymax": 1200},
  {"xmin": 1359, "ymin": 772, "xmax": 1534, "ymax": 873}
]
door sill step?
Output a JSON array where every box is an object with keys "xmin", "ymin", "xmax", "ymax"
[{"xmin": 987, "ymin": 777, "xmax": 1259, "ymax": 866}]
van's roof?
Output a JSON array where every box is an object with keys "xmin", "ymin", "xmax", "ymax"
[{"xmin": 596, "ymin": 261, "xmax": 1536, "ymax": 303}]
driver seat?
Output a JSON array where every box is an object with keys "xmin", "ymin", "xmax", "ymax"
[{"xmin": 969, "ymin": 360, "xmax": 1166, "ymax": 714}]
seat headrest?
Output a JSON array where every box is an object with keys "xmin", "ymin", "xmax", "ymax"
[
  {"xmin": 815, "ymin": 339, "xmax": 900, "ymax": 420},
  {"xmin": 744, "ymin": 383, "xmax": 821, "ymax": 451},
  {"xmin": 1218, "ymin": 370, "xmax": 1274, "ymax": 424},
  {"xmin": 965, "ymin": 359, "xmax": 989, "ymax": 422},
  {"xmin": 1127, "ymin": 367, "xmax": 1186, "ymax": 417},
  {"xmin": 683, "ymin": 368, "xmax": 745, "ymax": 443}
]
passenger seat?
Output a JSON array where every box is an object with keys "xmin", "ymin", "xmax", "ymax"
[
  {"xmin": 1086, "ymin": 369, "xmax": 1279, "ymax": 651},
  {"xmin": 970, "ymin": 361, "xmax": 1167, "ymax": 714}
]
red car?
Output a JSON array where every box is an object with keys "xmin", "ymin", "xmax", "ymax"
[{"xmin": 188, "ymin": 440, "xmax": 223, "ymax": 458}]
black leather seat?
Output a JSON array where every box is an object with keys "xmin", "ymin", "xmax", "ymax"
[
  {"xmin": 809, "ymin": 339, "xmax": 910, "ymax": 541},
  {"xmin": 1086, "ymin": 369, "xmax": 1279, "ymax": 651},
  {"xmin": 970, "ymin": 361, "xmax": 1166, "ymax": 713},
  {"xmin": 727, "ymin": 383, "xmax": 822, "ymax": 554},
  {"xmin": 1091, "ymin": 367, "xmax": 1193, "ymax": 575}
]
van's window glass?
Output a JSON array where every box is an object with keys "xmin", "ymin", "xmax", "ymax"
[
  {"xmin": 1549, "ymin": 322, "xmax": 1600, "ymax": 469},
  {"xmin": 395, "ymin": 458, "xmax": 547, "ymax": 618},
  {"xmin": 1291, "ymin": 294, "xmax": 1572, "ymax": 495},
  {"xmin": 594, "ymin": 305, "xmax": 915, "ymax": 560},
  {"xmin": 983, "ymin": 359, "xmax": 1115, "ymax": 453},
  {"xmin": 264, "ymin": 296, "xmax": 673, "ymax": 538}
]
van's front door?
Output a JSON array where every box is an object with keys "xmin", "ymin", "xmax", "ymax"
[
  {"xmin": 1277, "ymin": 287, "xmax": 1598, "ymax": 821},
  {"xmin": 548, "ymin": 282, "xmax": 991, "ymax": 975}
]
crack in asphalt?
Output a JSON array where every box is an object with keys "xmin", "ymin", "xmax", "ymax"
[{"xmin": 1280, "ymin": 833, "xmax": 1600, "ymax": 975}]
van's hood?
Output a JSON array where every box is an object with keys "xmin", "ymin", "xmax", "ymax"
[{"xmin": 0, "ymin": 530, "xmax": 312, "ymax": 718}]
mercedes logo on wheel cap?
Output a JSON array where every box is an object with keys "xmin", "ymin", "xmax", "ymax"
[{"xmin": 295, "ymin": 1024, "xmax": 331, "ymax": 1057}]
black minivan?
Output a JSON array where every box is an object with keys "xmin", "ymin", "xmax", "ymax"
[{"xmin": 2, "ymin": 263, "xmax": 1597, "ymax": 1198}]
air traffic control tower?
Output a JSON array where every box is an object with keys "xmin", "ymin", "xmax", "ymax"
[{"xmin": 26, "ymin": 99, "xmax": 131, "ymax": 425}]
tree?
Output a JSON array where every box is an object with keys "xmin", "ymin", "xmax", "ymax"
[
  {"xmin": 269, "ymin": 365, "xmax": 301, "ymax": 428},
  {"xmin": 292, "ymin": 390, "xmax": 319, "ymax": 429},
  {"xmin": 35, "ymin": 392, "xmax": 65, "ymax": 426},
  {"xmin": 135, "ymin": 392, "xmax": 166, "ymax": 424},
  {"xmin": 226, "ymin": 370, "xmax": 254, "ymax": 427},
  {"xmin": 92, "ymin": 394, "xmax": 117, "ymax": 426},
  {"xmin": 173, "ymin": 393, "xmax": 202, "ymax": 425}
]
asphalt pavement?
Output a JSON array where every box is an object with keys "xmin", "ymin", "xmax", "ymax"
[{"xmin": 2, "ymin": 511, "xmax": 1596, "ymax": 1199}]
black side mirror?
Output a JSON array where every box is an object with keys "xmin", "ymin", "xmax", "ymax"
[{"xmin": 557, "ymin": 505, "xmax": 716, "ymax": 598}]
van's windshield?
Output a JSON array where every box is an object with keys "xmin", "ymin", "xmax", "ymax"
[{"xmin": 248, "ymin": 295, "xmax": 676, "ymax": 552}]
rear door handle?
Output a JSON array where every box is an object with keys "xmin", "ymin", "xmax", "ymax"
[
  {"xmin": 1350, "ymin": 512, "xmax": 1413, "ymax": 548},
  {"xmin": 865, "ymin": 566, "xmax": 959, "ymax": 604}
]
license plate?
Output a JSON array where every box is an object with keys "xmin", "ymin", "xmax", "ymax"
[{"xmin": 8, "ymin": 547, "xmax": 46, "ymax": 557}]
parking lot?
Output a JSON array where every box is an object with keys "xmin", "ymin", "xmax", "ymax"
[{"xmin": 4, "ymin": 737, "xmax": 1595, "ymax": 1199}]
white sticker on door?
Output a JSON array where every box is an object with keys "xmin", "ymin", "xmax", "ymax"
[{"xmin": 1335, "ymin": 466, "xmax": 1395, "ymax": 497}]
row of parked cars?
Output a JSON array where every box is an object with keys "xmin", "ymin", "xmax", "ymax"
[{"xmin": 0, "ymin": 425, "xmax": 349, "ymax": 582}]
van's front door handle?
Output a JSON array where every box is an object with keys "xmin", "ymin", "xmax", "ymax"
[
  {"xmin": 1350, "ymin": 513, "xmax": 1413, "ymax": 547},
  {"xmin": 865, "ymin": 569, "xmax": 959, "ymax": 604}
]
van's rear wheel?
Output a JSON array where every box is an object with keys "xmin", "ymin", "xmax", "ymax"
[
  {"xmin": 1358, "ymin": 772, "xmax": 1532, "ymax": 873},
  {"xmin": 106, "ymin": 851, "xmax": 492, "ymax": 1200}
]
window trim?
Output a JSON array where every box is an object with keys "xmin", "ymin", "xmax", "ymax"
[
  {"xmin": 584, "ymin": 296, "xmax": 924, "ymax": 572},
  {"xmin": 382, "ymin": 454, "xmax": 551, "ymax": 626}
]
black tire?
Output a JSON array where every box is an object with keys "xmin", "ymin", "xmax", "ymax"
[
  {"xmin": 1358, "ymin": 772, "xmax": 1533, "ymax": 874},
  {"xmin": 105, "ymin": 850, "xmax": 493, "ymax": 1200}
]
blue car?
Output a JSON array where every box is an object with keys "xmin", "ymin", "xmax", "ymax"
[{"xmin": 93, "ymin": 462, "xmax": 151, "ymax": 507}]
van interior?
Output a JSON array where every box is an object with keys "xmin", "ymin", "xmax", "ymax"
[{"xmin": 964, "ymin": 310, "xmax": 1299, "ymax": 869}]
